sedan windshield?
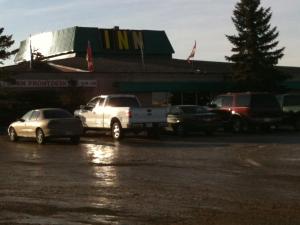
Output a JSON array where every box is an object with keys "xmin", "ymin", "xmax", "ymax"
[{"xmin": 43, "ymin": 109, "xmax": 73, "ymax": 119}]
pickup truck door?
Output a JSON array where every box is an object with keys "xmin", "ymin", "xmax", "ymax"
[
  {"xmin": 79, "ymin": 107, "xmax": 95, "ymax": 128},
  {"xmin": 80, "ymin": 97, "xmax": 103, "ymax": 128},
  {"xmin": 94, "ymin": 103, "xmax": 105, "ymax": 128},
  {"xmin": 85, "ymin": 97, "xmax": 106, "ymax": 128}
]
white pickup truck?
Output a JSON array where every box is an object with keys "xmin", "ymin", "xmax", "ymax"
[{"xmin": 74, "ymin": 94, "xmax": 167, "ymax": 139}]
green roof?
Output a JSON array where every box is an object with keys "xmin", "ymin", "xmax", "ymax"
[
  {"xmin": 15, "ymin": 26, "xmax": 175, "ymax": 63},
  {"xmin": 284, "ymin": 81, "xmax": 300, "ymax": 90}
]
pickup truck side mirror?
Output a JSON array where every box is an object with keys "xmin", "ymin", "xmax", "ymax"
[{"xmin": 18, "ymin": 118, "xmax": 25, "ymax": 122}]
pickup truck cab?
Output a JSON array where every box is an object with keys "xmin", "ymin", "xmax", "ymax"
[{"xmin": 74, "ymin": 94, "xmax": 167, "ymax": 139}]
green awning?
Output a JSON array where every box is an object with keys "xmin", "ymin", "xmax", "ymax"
[{"xmin": 284, "ymin": 81, "xmax": 300, "ymax": 90}]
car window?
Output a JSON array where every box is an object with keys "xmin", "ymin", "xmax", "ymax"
[
  {"xmin": 251, "ymin": 94, "xmax": 280, "ymax": 108},
  {"xmin": 221, "ymin": 96, "xmax": 233, "ymax": 107},
  {"xmin": 170, "ymin": 106, "xmax": 181, "ymax": 114},
  {"xmin": 180, "ymin": 106, "xmax": 198, "ymax": 114},
  {"xmin": 197, "ymin": 106, "xmax": 209, "ymax": 113},
  {"xmin": 21, "ymin": 110, "xmax": 33, "ymax": 121},
  {"xmin": 236, "ymin": 94, "xmax": 250, "ymax": 107},
  {"xmin": 107, "ymin": 97, "xmax": 140, "ymax": 107},
  {"xmin": 29, "ymin": 111, "xmax": 41, "ymax": 121},
  {"xmin": 211, "ymin": 97, "xmax": 222, "ymax": 107},
  {"xmin": 87, "ymin": 97, "xmax": 101, "ymax": 108},
  {"xmin": 283, "ymin": 95, "xmax": 300, "ymax": 106},
  {"xmin": 43, "ymin": 109, "xmax": 73, "ymax": 119}
]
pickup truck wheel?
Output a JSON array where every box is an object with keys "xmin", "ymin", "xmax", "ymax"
[{"xmin": 111, "ymin": 121, "xmax": 123, "ymax": 140}]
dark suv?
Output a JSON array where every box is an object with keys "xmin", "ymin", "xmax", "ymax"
[{"xmin": 211, "ymin": 92, "xmax": 283, "ymax": 132}]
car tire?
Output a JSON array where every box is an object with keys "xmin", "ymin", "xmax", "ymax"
[
  {"xmin": 111, "ymin": 121, "xmax": 123, "ymax": 140},
  {"xmin": 9, "ymin": 127, "xmax": 18, "ymax": 142},
  {"xmin": 36, "ymin": 128, "xmax": 46, "ymax": 145},
  {"xmin": 70, "ymin": 136, "xmax": 80, "ymax": 144},
  {"xmin": 232, "ymin": 117, "xmax": 243, "ymax": 133}
]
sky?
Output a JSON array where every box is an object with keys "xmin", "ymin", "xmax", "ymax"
[{"xmin": 0, "ymin": 0, "xmax": 299, "ymax": 67}]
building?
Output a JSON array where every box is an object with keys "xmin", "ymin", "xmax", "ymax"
[{"xmin": 1, "ymin": 26, "xmax": 300, "ymax": 107}]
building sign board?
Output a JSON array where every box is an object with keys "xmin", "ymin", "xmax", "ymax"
[{"xmin": 0, "ymin": 80, "xmax": 97, "ymax": 88}]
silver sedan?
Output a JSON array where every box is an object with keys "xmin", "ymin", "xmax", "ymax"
[{"xmin": 8, "ymin": 108, "xmax": 83, "ymax": 144}]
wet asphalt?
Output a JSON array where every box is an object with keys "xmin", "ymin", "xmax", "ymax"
[{"xmin": 0, "ymin": 131, "xmax": 300, "ymax": 225}]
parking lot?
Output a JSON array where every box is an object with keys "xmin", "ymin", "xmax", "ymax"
[{"xmin": 1, "ymin": 131, "xmax": 300, "ymax": 225}]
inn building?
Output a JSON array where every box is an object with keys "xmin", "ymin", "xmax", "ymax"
[{"xmin": 1, "ymin": 26, "xmax": 300, "ymax": 106}]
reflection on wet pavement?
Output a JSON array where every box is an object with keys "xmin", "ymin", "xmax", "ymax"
[
  {"xmin": 0, "ymin": 133, "xmax": 300, "ymax": 224},
  {"xmin": 82, "ymin": 143, "xmax": 120, "ymax": 187}
]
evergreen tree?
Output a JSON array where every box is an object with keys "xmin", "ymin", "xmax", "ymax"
[
  {"xmin": 0, "ymin": 27, "xmax": 18, "ymax": 65},
  {"xmin": 226, "ymin": 0, "xmax": 286, "ymax": 91}
]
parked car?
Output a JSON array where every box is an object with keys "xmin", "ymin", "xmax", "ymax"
[
  {"xmin": 8, "ymin": 108, "xmax": 83, "ymax": 144},
  {"xmin": 210, "ymin": 92, "xmax": 283, "ymax": 132},
  {"xmin": 166, "ymin": 105, "xmax": 221, "ymax": 136},
  {"xmin": 74, "ymin": 94, "xmax": 167, "ymax": 140},
  {"xmin": 277, "ymin": 93, "xmax": 300, "ymax": 130},
  {"xmin": 206, "ymin": 105, "xmax": 233, "ymax": 132}
]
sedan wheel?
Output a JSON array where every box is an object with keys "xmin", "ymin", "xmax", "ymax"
[
  {"xmin": 36, "ymin": 128, "xmax": 46, "ymax": 144},
  {"xmin": 111, "ymin": 122, "xmax": 123, "ymax": 140},
  {"xmin": 9, "ymin": 128, "xmax": 18, "ymax": 142}
]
